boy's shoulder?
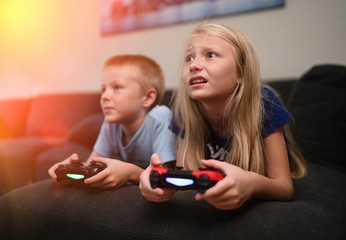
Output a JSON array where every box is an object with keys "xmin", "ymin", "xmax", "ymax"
[{"xmin": 148, "ymin": 105, "xmax": 172, "ymax": 122}]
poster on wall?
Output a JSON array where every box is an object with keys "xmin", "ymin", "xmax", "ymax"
[{"xmin": 101, "ymin": 0, "xmax": 284, "ymax": 35}]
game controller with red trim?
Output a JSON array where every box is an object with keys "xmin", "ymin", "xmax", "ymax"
[
  {"xmin": 149, "ymin": 167, "xmax": 224, "ymax": 192},
  {"xmin": 55, "ymin": 162, "xmax": 106, "ymax": 183}
]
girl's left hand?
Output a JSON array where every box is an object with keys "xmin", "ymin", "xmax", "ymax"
[{"xmin": 195, "ymin": 159, "xmax": 254, "ymax": 210}]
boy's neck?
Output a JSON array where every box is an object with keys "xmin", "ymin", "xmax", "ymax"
[{"xmin": 120, "ymin": 116, "xmax": 145, "ymax": 146}]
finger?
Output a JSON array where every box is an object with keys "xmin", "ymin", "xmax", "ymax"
[
  {"xmin": 195, "ymin": 178, "xmax": 229, "ymax": 201},
  {"xmin": 84, "ymin": 168, "xmax": 107, "ymax": 185}
]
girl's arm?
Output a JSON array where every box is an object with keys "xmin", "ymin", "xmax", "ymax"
[
  {"xmin": 251, "ymin": 128, "xmax": 293, "ymax": 200},
  {"xmin": 196, "ymin": 128, "xmax": 293, "ymax": 210}
]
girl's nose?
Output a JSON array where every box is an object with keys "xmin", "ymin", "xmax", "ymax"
[{"xmin": 189, "ymin": 58, "xmax": 203, "ymax": 72}]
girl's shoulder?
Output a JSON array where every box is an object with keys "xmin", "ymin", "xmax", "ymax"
[{"xmin": 261, "ymin": 84, "xmax": 292, "ymax": 137}]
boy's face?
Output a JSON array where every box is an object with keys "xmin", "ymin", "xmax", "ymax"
[{"xmin": 101, "ymin": 65, "xmax": 146, "ymax": 125}]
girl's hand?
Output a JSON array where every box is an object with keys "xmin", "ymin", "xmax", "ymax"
[
  {"xmin": 195, "ymin": 159, "xmax": 254, "ymax": 210},
  {"xmin": 48, "ymin": 153, "xmax": 81, "ymax": 180},
  {"xmin": 84, "ymin": 156, "xmax": 142, "ymax": 189},
  {"xmin": 139, "ymin": 153, "xmax": 176, "ymax": 202}
]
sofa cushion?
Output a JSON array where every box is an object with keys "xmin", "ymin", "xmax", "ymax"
[
  {"xmin": 0, "ymin": 137, "xmax": 63, "ymax": 195},
  {"xmin": 287, "ymin": 64, "xmax": 346, "ymax": 173},
  {"xmin": 0, "ymin": 98, "xmax": 31, "ymax": 138},
  {"xmin": 0, "ymin": 163, "xmax": 345, "ymax": 240},
  {"xmin": 26, "ymin": 93, "xmax": 101, "ymax": 139}
]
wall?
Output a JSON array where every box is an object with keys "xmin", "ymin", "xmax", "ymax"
[{"xmin": 0, "ymin": 0, "xmax": 345, "ymax": 100}]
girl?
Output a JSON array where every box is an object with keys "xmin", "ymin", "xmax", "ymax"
[{"xmin": 140, "ymin": 23, "xmax": 306, "ymax": 210}]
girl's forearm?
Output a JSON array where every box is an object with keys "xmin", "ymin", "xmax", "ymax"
[{"xmin": 248, "ymin": 171, "xmax": 294, "ymax": 201}]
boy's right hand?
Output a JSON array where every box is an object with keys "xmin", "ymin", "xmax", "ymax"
[
  {"xmin": 48, "ymin": 153, "xmax": 81, "ymax": 180},
  {"xmin": 139, "ymin": 153, "xmax": 176, "ymax": 202}
]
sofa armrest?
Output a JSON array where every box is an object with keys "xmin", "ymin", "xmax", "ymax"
[{"xmin": 0, "ymin": 98, "xmax": 31, "ymax": 138}]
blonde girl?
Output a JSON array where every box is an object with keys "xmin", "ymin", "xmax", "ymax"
[{"xmin": 140, "ymin": 23, "xmax": 306, "ymax": 210}]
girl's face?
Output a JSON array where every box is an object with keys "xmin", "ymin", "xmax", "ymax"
[
  {"xmin": 182, "ymin": 33, "xmax": 241, "ymax": 104},
  {"xmin": 100, "ymin": 65, "xmax": 146, "ymax": 125}
]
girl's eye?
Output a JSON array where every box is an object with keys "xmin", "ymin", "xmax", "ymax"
[
  {"xmin": 207, "ymin": 52, "xmax": 217, "ymax": 59},
  {"xmin": 185, "ymin": 55, "xmax": 194, "ymax": 63}
]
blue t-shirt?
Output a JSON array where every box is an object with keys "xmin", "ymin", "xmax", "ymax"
[
  {"xmin": 170, "ymin": 86, "xmax": 292, "ymax": 160},
  {"xmin": 94, "ymin": 105, "xmax": 177, "ymax": 169}
]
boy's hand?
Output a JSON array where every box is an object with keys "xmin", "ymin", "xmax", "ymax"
[
  {"xmin": 139, "ymin": 153, "xmax": 176, "ymax": 202},
  {"xmin": 84, "ymin": 156, "xmax": 142, "ymax": 189},
  {"xmin": 48, "ymin": 153, "xmax": 81, "ymax": 180},
  {"xmin": 195, "ymin": 159, "xmax": 253, "ymax": 210}
]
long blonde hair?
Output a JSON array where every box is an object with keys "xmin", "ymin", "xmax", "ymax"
[{"xmin": 174, "ymin": 23, "xmax": 306, "ymax": 179}]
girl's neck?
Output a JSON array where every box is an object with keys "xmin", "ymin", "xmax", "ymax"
[{"xmin": 201, "ymin": 102, "xmax": 226, "ymax": 136}]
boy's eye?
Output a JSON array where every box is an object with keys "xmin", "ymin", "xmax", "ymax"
[{"xmin": 113, "ymin": 84, "xmax": 121, "ymax": 90}]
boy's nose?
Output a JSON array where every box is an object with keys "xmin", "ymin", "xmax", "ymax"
[{"xmin": 101, "ymin": 89, "xmax": 110, "ymax": 100}]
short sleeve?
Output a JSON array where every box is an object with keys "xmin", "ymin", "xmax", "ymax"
[{"xmin": 262, "ymin": 86, "xmax": 292, "ymax": 138}]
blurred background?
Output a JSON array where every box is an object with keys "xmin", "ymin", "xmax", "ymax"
[{"xmin": 1, "ymin": 0, "xmax": 345, "ymax": 100}]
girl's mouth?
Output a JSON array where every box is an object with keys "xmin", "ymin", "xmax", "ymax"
[{"xmin": 190, "ymin": 77, "xmax": 208, "ymax": 85}]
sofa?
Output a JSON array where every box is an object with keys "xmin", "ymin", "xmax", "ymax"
[
  {"xmin": 0, "ymin": 64, "xmax": 345, "ymax": 240},
  {"xmin": 0, "ymin": 92, "xmax": 104, "ymax": 195}
]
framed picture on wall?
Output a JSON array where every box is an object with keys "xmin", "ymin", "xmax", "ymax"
[{"xmin": 101, "ymin": 0, "xmax": 285, "ymax": 35}]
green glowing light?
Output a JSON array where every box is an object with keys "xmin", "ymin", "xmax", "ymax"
[{"xmin": 66, "ymin": 174, "xmax": 85, "ymax": 180}]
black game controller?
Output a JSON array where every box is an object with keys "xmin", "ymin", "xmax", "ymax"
[
  {"xmin": 150, "ymin": 167, "xmax": 224, "ymax": 193},
  {"xmin": 55, "ymin": 162, "xmax": 106, "ymax": 183}
]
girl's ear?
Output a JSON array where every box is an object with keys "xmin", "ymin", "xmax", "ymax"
[{"xmin": 142, "ymin": 88, "xmax": 157, "ymax": 108}]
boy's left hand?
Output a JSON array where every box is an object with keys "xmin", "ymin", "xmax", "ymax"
[
  {"xmin": 84, "ymin": 156, "xmax": 138, "ymax": 189},
  {"xmin": 195, "ymin": 159, "xmax": 254, "ymax": 210}
]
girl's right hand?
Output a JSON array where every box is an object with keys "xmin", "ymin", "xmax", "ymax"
[
  {"xmin": 139, "ymin": 153, "xmax": 176, "ymax": 202},
  {"xmin": 48, "ymin": 153, "xmax": 80, "ymax": 180}
]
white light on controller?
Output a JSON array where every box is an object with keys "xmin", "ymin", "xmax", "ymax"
[{"xmin": 166, "ymin": 177, "xmax": 194, "ymax": 187}]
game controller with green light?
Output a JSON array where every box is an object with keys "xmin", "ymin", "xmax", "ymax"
[{"xmin": 55, "ymin": 162, "xmax": 106, "ymax": 183}]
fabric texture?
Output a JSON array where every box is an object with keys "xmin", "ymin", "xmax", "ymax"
[
  {"xmin": 287, "ymin": 64, "xmax": 346, "ymax": 172},
  {"xmin": 1, "ymin": 162, "xmax": 345, "ymax": 240}
]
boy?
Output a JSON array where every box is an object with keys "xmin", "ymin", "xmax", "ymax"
[{"xmin": 48, "ymin": 54, "xmax": 176, "ymax": 189}]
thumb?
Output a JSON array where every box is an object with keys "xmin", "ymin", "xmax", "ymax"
[
  {"xmin": 201, "ymin": 159, "xmax": 227, "ymax": 172},
  {"xmin": 150, "ymin": 153, "xmax": 163, "ymax": 168},
  {"xmin": 69, "ymin": 153, "xmax": 80, "ymax": 164},
  {"xmin": 90, "ymin": 156, "xmax": 108, "ymax": 165}
]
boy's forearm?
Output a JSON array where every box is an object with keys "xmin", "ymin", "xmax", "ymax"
[{"xmin": 127, "ymin": 163, "xmax": 144, "ymax": 185}]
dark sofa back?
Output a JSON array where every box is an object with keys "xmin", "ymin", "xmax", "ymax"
[{"xmin": 286, "ymin": 64, "xmax": 346, "ymax": 173}]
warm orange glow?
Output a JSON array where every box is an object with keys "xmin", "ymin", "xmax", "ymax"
[
  {"xmin": 0, "ymin": 0, "xmax": 56, "ymax": 86},
  {"xmin": 0, "ymin": 1, "xmax": 41, "ymax": 44}
]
